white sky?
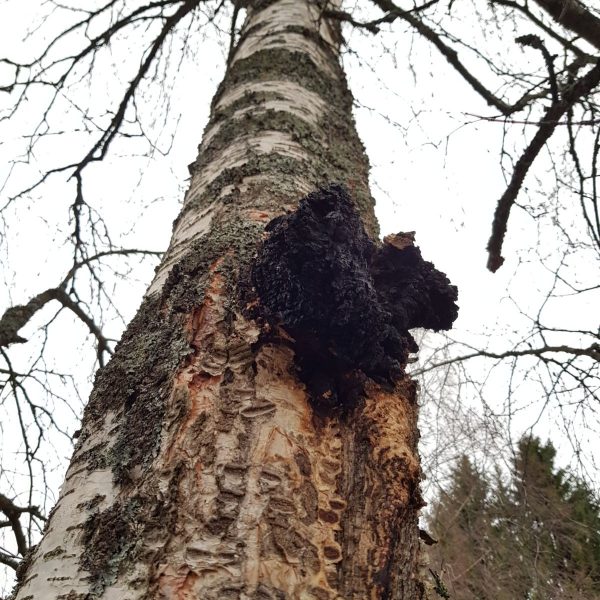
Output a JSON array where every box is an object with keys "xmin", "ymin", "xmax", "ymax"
[{"xmin": 0, "ymin": 0, "xmax": 598, "ymax": 592}]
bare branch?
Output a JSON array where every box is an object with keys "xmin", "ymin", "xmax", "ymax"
[
  {"xmin": 323, "ymin": 8, "xmax": 392, "ymax": 34},
  {"xmin": 515, "ymin": 34, "xmax": 558, "ymax": 102},
  {"xmin": 60, "ymin": 248, "xmax": 162, "ymax": 286},
  {"xmin": 0, "ymin": 493, "xmax": 32, "ymax": 557},
  {"xmin": 486, "ymin": 59, "xmax": 600, "ymax": 271},
  {"xmin": 369, "ymin": 0, "xmax": 529, "ymax": 115},
  {"xmin": 0, "ymin": 550, "xmax": 20, "ymax": 571},
  {"xmin": 531, "ymin": 0, "xmax": 600, "ymax": 52},
  {"xmin": 491, "ymin": 0, "xmax": 593, "ymax": 61},
  {"xmin": 0, "ymin": 287, "xmax": 112, "ymax": 365},
  {"xmin": 0, "ymin": 289, "xmax": 59, "ymax": 348},
  {"xmin": 414, "ymin": 343, "xmax": 600, "ymax": 376},
  {"xmin": 71, "ymin": 0, "xmax": 202, "ymax": 176}
]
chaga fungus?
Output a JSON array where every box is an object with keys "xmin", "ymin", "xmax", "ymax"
[{"xmin": 250, "ymin": 184, "xmax": 458, "ymax": 408}]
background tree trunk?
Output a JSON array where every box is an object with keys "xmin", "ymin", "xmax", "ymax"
[{"xmin": 13, "ymin": 1, "xmax": 427, "ymax": 598}]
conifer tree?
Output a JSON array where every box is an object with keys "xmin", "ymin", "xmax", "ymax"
[{"xmin": 429, "ymin": 439, "xmax": 600, "ymax": 599}]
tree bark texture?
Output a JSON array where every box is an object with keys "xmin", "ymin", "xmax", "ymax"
[{"xmin": 13, "ymin": 1, "xmax": 428, "ymax": 598}]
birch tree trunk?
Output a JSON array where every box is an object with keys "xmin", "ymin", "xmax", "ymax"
[{"xmin": 13, "ymin": 1, "xmax": 429, "ymax": 598}]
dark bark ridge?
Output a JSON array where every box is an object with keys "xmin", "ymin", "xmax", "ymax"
[{"xmin": 250, "ymin": 184, "xmax": 459, "ymax": 407}]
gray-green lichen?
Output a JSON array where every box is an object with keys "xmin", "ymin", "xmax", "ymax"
[
  {"xmin": 196, "ymin": 109, "xmax": 318, "ymax": 169},
  {"xmin": 197, "ymin": 43, "xmax": 377, "ymax": 235},
  {"xmin": 55, "ymin": 7, "xmax": 379, "ymax": 592},
  {"xmin": 82, "ymin": 292, "xmax": 189, "ymax": 485},
  {"xmin": 213, "ymin": 49, "xmax": 343, "ymax": 112},
  {"xmin": 81, "ymin": 500, "xmax": 142, "ymax": 595}
]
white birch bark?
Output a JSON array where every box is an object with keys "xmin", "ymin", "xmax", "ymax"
[{"xmin": 14, "ymin": 1, "xmax": 428, "ymax": 598}]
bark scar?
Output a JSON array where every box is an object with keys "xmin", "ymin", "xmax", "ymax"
[{"xmin": 248, "ymin": 183, "xmax": 459, "ymax": 408}]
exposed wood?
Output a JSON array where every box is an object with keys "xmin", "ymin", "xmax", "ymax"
[{"xmin": 13, "ymin": 2, "xmax": 431, "ymax": 598}]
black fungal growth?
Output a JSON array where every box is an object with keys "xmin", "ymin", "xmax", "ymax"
[{"xmin": 250, "ymin": 184, "xmax": 458, "ymax": 407}]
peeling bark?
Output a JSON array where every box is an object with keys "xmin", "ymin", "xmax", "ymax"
[{"xmin": 13, "ymin": 1, "xmax": 451, "ymax": 598}]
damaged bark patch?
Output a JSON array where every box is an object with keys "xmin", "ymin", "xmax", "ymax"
[{"xmin": 250, "ymin": 184, "xmax": 458, "ymax": 406}]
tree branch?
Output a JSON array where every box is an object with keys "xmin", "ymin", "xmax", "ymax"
[
  {"xmin": 0, "ymin": 290, "xmax": 59, "ymax": 348},
  {"xmin": 486, "ymin": 59, "xmax": 600, "ymax": 271},
  {"xmin": 0, "ymin": 493, "xmax": 35, "ymax": 557},
  {"xmin": 71, "ymin": 0, "xmax": 202, "ymax": 175},
  {"xmin": 531, "ymin": 0, "xmax": 600, "ymax": 52},
  {"xmin": 0, "ymin": 550, "xmax": 20, "ymax": 571},
  {"xmin": 323, "ymin": 8, "xmax": 394, "ymax": 34},
  {"xmin": 369, "ymin": 0, "xmax": 528, "ymax": 115},
  {"xmin": 516, "ymin": 34, "xmax": 558, "ymax": 102},
  {"xmin": 491, "ymin": 0, "xmax": 594, "ymax": 62},
  {"xmin": 0, "ymin": 288, "xmax": 111, "ymax": 365},
  {"xmin": 0, "ymin": 248, "xmax": 160, "ymax": 351},
  {"xmin": 414, "ymin": 343, "xmax": 600, "ymax": 375}
]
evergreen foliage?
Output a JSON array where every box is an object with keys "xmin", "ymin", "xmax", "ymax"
[{"xmin": 429, "ymin": 438, "xmax": 600, "ymax": 599}]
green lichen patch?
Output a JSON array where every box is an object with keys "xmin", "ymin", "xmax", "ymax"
[
  {"xmin": 70, "ymin": 441, "xmax": 109, "ymax": 472},
  {"xmin": 81, "ymin": 500, "xmax": 141, "ymax": 594},
  {"xmin": 76, "ymin": 496, "xmax": 106, "ymax": 514},
  {"xmin": 162, "ymin": 214, "xmax": 265, "ymax": 310},
  {"xmin": 84, "ymin": 293, "xmax": 190, "ymax": 485},
  {"xmin": 212, "ymin": 90, "xmax": 284, "ymax": 123},
  {"xmin": 283, "ymin": 24, "xmax": 340, "ymax": 61},
  {"xmin": 213, "ymin": 49, "xmax": 342, "ymax": 111}
]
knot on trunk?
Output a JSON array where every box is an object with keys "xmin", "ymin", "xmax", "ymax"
[{"xmin": 249, "ymin": 184, "xmax": 458, "ymax": 408}]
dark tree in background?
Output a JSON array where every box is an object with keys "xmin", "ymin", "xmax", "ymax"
[
  {"xmin": 429, "ymin": 438, "xmax": 600, "ymax": 599},
  {"xmin": 0, "ymin": 0, "xmax": 599, "ymax": 596}
]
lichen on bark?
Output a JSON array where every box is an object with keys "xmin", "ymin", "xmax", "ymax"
[{"xmin": 11, "ymin": 1, "xmax": 442, "ymax": 597}]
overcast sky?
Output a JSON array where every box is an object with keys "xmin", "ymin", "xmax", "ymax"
[{"xmin": 1, "ymin": 0, "xmax": 598, "ymax": 591}]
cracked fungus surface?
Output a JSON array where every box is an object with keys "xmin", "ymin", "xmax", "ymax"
[{"xmin": 250, "ymin": 184, "xmax": 459, "ymax": 406}]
